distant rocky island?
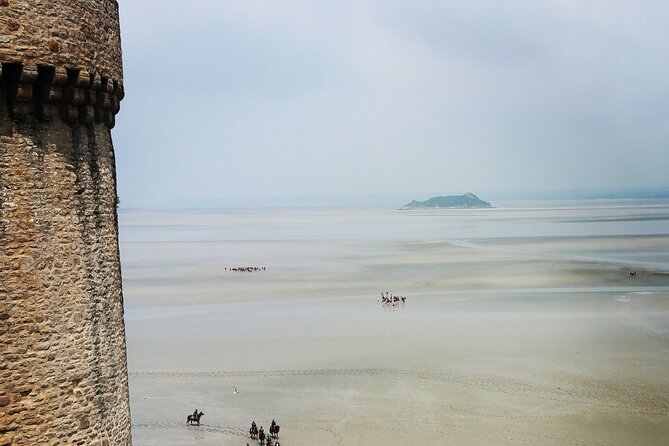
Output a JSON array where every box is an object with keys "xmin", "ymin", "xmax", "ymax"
[{"xmin": 400, "ymin": 193, "xmax": 492, "ymax": 209}]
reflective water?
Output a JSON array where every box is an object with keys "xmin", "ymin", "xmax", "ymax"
[{"xmin": 119, "ymin": 200, "xmax": 669, "ymax": 269}]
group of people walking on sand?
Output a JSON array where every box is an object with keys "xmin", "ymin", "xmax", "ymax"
[
  {"xmin": 249, "ymin": 419, "xmax": 281, "ymax": 446},
  {"xmin": 378, "ymin": 291, "xmax": 406, "ymax": 305},
  {"xmin": 226, "ymin": 266, "xmax": 266, "ymax": 272}
]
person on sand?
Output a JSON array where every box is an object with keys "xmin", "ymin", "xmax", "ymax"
[{"xmin": 192, "ymin": 408, "xmax": 198, "ymax": 418}]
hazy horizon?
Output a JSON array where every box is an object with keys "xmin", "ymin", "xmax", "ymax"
[{"xmin": 117, "ymin": 186, "xmax": 669, "ymax": 212}]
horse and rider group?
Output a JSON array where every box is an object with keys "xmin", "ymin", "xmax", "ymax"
[
  {"xmin": 187, "ymin": 410, "xmax": 282, "ymax": 445},
  {"xmin": 249, "ymin": 419, "xmax": 280, "ymax": 446},
  {"xmin": 378, "ymin": 291, "xmax": 407, "ymax": 306}
]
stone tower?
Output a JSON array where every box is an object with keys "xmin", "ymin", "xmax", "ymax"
[{"xmin": 1, "ymin": 1, "xmax": 131, "ymax": 445}]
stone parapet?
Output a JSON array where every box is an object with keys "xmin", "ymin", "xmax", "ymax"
[{"xmin": 0, "ymin": 63, "xmax": 124, "ymax": 128}]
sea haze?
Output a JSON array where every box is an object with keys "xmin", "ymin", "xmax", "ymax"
[{"xmin": 119, "ymin": 200, "xmax": 669, "ymax": 267}]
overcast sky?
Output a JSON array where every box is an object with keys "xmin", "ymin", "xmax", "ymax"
[{"xmin": 114, "ymin": 0, "xmax": 669, "ymax": 208}]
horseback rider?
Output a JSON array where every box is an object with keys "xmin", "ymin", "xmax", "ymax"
[
  {"xmin": 252, "ymin": 420, "xmax": 257, "ymax": 429},
  {"xmin": 193, "ymin": 409, "xmax": 198, "ymax": 418},
  {"xmin": 259, "ymin": 426, "xmax": 264, "ymax": 435},
  {"xmin": 271, "ymin": 419, "xmax": 276, "ymax": 429}
]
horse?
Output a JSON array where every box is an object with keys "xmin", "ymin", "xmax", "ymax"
[
  {"xmin": 270, "ymin": 424, "xmax": 280, "ymax": 438},
  {"xmin": 249, "ymin": 425, "xmax": 258, "ymax": 439},
  {"xmin": 187, "ymin": 411, "xmax": 204, "ymax": 426},
  {"xmin": 630, "ymin": 271, "xmax": 637, "ymax": 277},
  {"xmin": 258, "ymin": 431, "xmax": 266, "ymax": 444}
]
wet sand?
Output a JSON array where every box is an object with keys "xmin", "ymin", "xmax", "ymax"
[{"xmin": 122, "ymin": 206, "xmax": 669, "ymax": 445}]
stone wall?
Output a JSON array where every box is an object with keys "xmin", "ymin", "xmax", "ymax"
[{"xmin": 0, "ymin": 1, "xmax": 130, "ymax": 445}]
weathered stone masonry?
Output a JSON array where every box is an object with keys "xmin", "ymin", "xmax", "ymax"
[{"xmin": 1, "ymin": 1, "xmax": 131, "ymax": 445}]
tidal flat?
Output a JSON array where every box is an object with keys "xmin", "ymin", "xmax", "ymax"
[{"xmin": 121, "ymin": 202, "xmax": 669, "ymax": 445}]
